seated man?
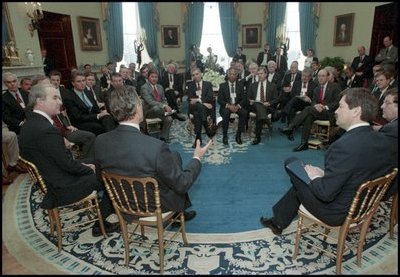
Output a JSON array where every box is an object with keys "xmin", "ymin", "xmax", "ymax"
[
  {"xmin": 2, "ymin": 121, "xmax": 26, "ymax": 184},
  {"xmin": 160, "ymin": 62, "xmax": 185, "ymax": 121},
  {"xmin": 278, "ymin": 61, "xmax": 302, "ymax": 122},
  {"xmin": 94, "ymin": 86, "xmax": 212, "ymax": 222},
  {"xmin": 279, "ymin": 68, "xmax": 341, "ymax": 151},
  {"xmin": 18, "ymin": 83, "xmax": 118, "ymax": 236},
  {"xmin": 280, "ymin": 68, "xmax": 317, "ymax": 125},
  {"xmin": 373, "ymin": 88, "xmax": 398, "ymax": 198},
  {"xmin": 2, "ymin": 72, "xmax": 29, "ymax": 134},
  {"xmin": 186, "ymin": 68, "xmax": 216, "ymax": 148},
  {"xmin": 260, "ymin": 88, "xmax": 394, "ymax": 235},
  {"xmin": 217, "ymin": 67, "xmax": 248, "ymax": 145},
  {"xmin": 140, "ymin": 68, "xmax": 174, "ymax": 142},
  {"xmin": 62, "ymin": 72, "xmax": 117, "ymax": 136},
  {"xmin": 247, "ymin": 66, "xmax": 279, "ymax": 145}
]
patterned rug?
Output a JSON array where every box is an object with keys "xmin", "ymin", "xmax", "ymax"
[{"xmin": 3, "ymin": 119, "xmax": 398, "ymax": 274}]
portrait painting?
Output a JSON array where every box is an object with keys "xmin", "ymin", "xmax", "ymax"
[
  {"xmin": 243, "ymin": 24, "xmax": 261, "ymax": 48},
  {"xmin": 161, "ymin": 25, "xmax": 180, "ymax": 48},
  {"xmin": 78, "ymin": 16, "xmax": 102, "ymax": 51},
  {"xmin": 333, "ymin": 13, "xmax": 354, "ymax": 46}
]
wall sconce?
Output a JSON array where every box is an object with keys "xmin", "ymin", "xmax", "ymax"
[{"xmin": 25, "ymin": 2, "xmax": 44, "ymax": 37}]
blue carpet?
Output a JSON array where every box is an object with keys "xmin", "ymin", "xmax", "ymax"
[{"xmin": 168, "ymin": 120, "xmax": 325, "ymax": 233}]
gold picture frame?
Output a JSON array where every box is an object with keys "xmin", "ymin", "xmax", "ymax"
[
  {"xmin": 161, "ymin": 25, "xmax": 180, "ymax": 48},
  {"xmin": 78, "ymin": 16, "xmax": 102, "ymax": 51},
  {"xmin": 333, "ymin": 13, "xmax": 354, "ymax": 46},
  {"xmin": 242, "ymin": 24, "xmax": 261, "ymax": 48}
]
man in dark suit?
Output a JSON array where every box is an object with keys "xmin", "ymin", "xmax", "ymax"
[
  {"xmin": 273, "ymin": 46, "xmax": 288, "ymax": 77},
  {"xmin": 247, "ymin": 66, "xmax": 280, "ymax": 145},
  {"xmin": 280, "ymin": 68, "xmax": 317, "ymax": 125},
  {"xmin": 260, "ymin": 88, "xmax": 394, "ymax": 235},
  {"xmin": 372, "ymin": 71, "xmax": 391, "ymax": 125},
  {"xmin": 18, "ymin": 83, "xmax": 117, "ymax": 237},
  {"xmin": 62, "ymin": 72, "xmax": 117, "ymax": 136},
  {"xmin": 233, "ymin": 46, "xmax": 246, "ymax": 65},
  {"xmin": 217, "ymin": 67, "xmax": 248, "ymax": 145},
  {"xmin": 140, "ymin": 68, "xmax": 174, "ymax": 142},
  {"xmin": 41, "ymin": 49, "xmax": 54, "ymax": 76},
  {"xmin": 343, "ymin": 66, "xmax": 363, "ymax": 89},
  {"xmin": 257, "ymin": 43, "xmax": 274, "ymax": 67},
  {"xmin": 278, "ymin": 61, "xmax": 302, "ymax": 122},
  {"xmin": 2, "ymin": 72, "xmax": 29, "ymax": 134},
  {"xmin": 99, "ymin": 66, "xmax": 112, "ymax": 90},
  {"xmin": 350, "ymin": 46, "xmax": 373, "ymax": 85},
  {"xmin": 279, "ymin": 68, "xmax": 341, "ymax": 151},
  {"xmin": 160, "ymin": 62, "xmax": 185, "ymax": 121},
  {"xmin": 94, "ymin": 86, "xmax": 212, "ymax": 221},
  {"xmin": 187, "ymin": 68, "xmax": 216, "ymax": 148},
  {"xmin": 375, "ymin": 88, "xmax": 398, "ymax": 198}
]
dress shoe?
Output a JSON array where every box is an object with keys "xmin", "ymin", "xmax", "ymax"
[
  {"xmin": 160, "ymin": 137, "xmax": 170, "ymax": 143},
  {"xmin": 260, "ymin": 216, "xmax": 282, "ymax": 235},
  {"xmin": 293, "ymin": 142, "xmax": 308, "ymax": 152},
  {"xmin": 92, "ymin": 221, "xmax": 120, "ymax": 237},
  {"xmin": 172, "ymin": 113, "xmax": 186, "ymax": 121},
  {"xmin": 2, "ymin": 177, "xmax": 13, "ymax": 186},
  {"xmin": 251, "ymin": 137, "xmax": 261, "ymax": 145},
  {"xmin": 222, "ymin": 136, "xmax": 228, "ymax": 145},
  {"xmin": 206, "ymin": 128, "xmax": 217, "ymax": 139},
  {"xmin": 235, "ymin": 134, "xmax": 243, "ymax": 145},
  {"xmin": 279, "ymin": 127, "xmax": 294, "ymax": 141},
  {"xmin": 7, "ymin": 164, "xmax": 27, "ymax": 174}
]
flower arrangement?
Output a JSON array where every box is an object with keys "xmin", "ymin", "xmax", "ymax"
[{"xmin": 202, "ymin": 68, "xmax": 225, "ymax": 88}]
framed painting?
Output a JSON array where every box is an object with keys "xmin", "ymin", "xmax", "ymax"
[
  {"xmin": 333, "ymin": 13, "xmax": 354, "ymax": 46},
  {"xmin": 242, "ymin": 24, "xmax": 261, "ymax": 48},
  {"xmin": 161, "ymin": 25, "xmax": 180, "ymax": 48},
  {"xmin": 78, "ymin": 16, "xmax": 102, "ymax": 51}
]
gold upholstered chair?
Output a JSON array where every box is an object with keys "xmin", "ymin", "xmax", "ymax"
[
  {"xmin": 101, "ymin": 172, "xmax": 189, "ymax": 273},
  {"xmin": 18, "ymin": 156, "xmax": 107, "ymax": 252},
  {"xmin": 292, "ymin": 168, "xmax": 398, "ymax": 274}
]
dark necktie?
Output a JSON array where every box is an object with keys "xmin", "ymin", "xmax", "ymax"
[
  {"xmin": 197, "ymin": 82, "xmax": 201, "ymax": 91},
  {"xmin": 52, "ymin": 115, "xmax": 67, "ymax": 137},
  {"xmin": 386, "ymin": 48, "xmax": 389, "ymax": 56},
  {"xmin": 319, "ymin": 86, "xmax": 324, "ymax": 104},
  {"xmin": 15, "ymin": 93, "xmax": 24, "ymax": 106},
  {"xmin": 169, "ymin": 74, "xmax": 173, "ymax": 83},
  {"xmin": 230, "ymin": 83, "xmax": 235, "ymax": 104},
  {"xmin": 260, "ymin": 82, "xmax": 265, "ymax": 102},
  {"xmin": 153, "ymin": 86, "xmax": 161, "ymax": 102}
]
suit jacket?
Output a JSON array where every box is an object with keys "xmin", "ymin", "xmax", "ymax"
[
  {"xmin": 161, "ymin": 72, "xmax": 183, "ymax": 95},
  {"xmin": 140, "ymin": 82, "xmax": 169, "ymax": 115},
  {"xmin": 350, "ymin": 55, "xmax": 373, "ymax": 80},
  {"xmin": 375, "ymin": 45, "xmax": 398, "ymax": 65},
  {"xmin": 256, "ymin": 51, "xmax": 274, "ymax": 66},
  {"xmin": 344, "ymin": 75, "xmax": 364, "ymax": 89},
  {"xmin": 18, "ymin": 112, "xmax": 96, "ymax": 209},
  {"xmin": 233, "ymin": 53, "xmax": 246, "ymax": 65},
  {"xmin": 247, "ymin": 81, "xmax": 279, "ymax": 107},
  {"xmin": 62, "ymin": 89, "xmax": 101, "ymax": 128},
  {"xmin": 217, "ymin": 81, "xmax": 247, "ymax": 109},
  {"xmin": 43, "ymin": 56, "xmax": 54, "ymax": 76},
  {"xmin": 100, "ymin": 73, "xmax": 111, "ymax": 89},
  {"xmin": 274, "ymin": 55, "xmax": 288, "ymax": 76},
  {"xmin": 311, "ymin": 82, "xmax": 341, "ymax": 112},
  {"xmin": 94, "ymin": 125, "xmax": 202, "ymax": 212},
  {"xmin": 186, "ymin": 80, "xmax": 214, "ymax": 104},
  {"xmin": 267, "ymin": 72, "xmax": 283, "ymax": 92},
  {"xmin": 305, "ymin": 126, "xmax": 394, "ymax": 225},
  {"xmin": 281, "ymin": 71, "xmax": 302, "ymax": 89},
  {"xmin": 290, "ymin": 79, "xmax": 317, "ymax": 99},
  {"xmin": 2, "ymin": 89, "xmax": 30, "ymax": 134}
]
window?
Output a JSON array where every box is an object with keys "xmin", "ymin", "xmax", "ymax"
[
  {"xmin": 199, "ymin": 2, "xmax": 230, "ymax": 71},
  {"xmin": 117, "ymin": 2, "xmax": 151, "ymax": 70},
  {"xmin": 286, "ymin": 2, "xmax": 306, "ymax": 70}
]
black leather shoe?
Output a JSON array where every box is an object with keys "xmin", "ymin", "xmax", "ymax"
[
  {"xmin": 279, "ymin": 127, "xmax": 294, "ymax": 141},
  {"xmin": 293, "ymin": 142, "xmax": 308, "ymax": 152},
  {"xmin": 206, "ymin": 128, "xmax": 217, "ymax": 139},
  {"xmin": 92, "ymin": 221, "xmax": 120, "ymax": 237},
  {"xmin": 251, "ymin": 137, "xmax": 261, "ymax": 145},
  {"xmin": 235, "ymin": 134, "xmax": 242, "ymax": 145},
  {"xmin": 260, "ymin": 216, "xmax": 282, "ymax": 235},
  {"xmin": 172, "ymin": 113, "xmax": 186, "ymax": 121},
  {"xmin": 223, "ymin": 136, "xmax": 228, "ymax": 145}
]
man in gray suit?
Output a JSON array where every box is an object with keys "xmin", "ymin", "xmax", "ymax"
[
  {"xmin": 94, "ymin": 86, "xmax": 212, "ymax": 221},
  {"xmin": 375, "ymin": 36, "xmax": 398, "ymax": 66},
  {"xmin": 140, "ymin": 68, "xmax": 174, "ymax": 142}
]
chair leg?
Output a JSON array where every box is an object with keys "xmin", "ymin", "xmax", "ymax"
[
  {"xmin": 293, "ymin": 214, "xmax": 303, "ymax": 259},
  {"xmin": 157, "ymin": 222, "xmax": 165, "ymax": 273},
  {"xmin": 93, "ymin": 198, "xmax": 107, "ymax": 238},
  {"xmin": 180, "ymin": 213, "xmax": 188, "ymax": 244},
  {"xmin": 51, "ymin": 208, "xmax": 63, "ymax": 252},
  {"xmin": 390, "ymin": 193, "xmax": 398, "ymax": 239},
  {"xmin": 357, "ymin": 220, "xmax": 371, "ymax": 268},
  {"xmin": 323, "ymin": 227, "xmax": 330, "ymax": 242},
  {"xmin": 336, "ymin": 228, "xmax": 349, "ymax": 275},
  {"xmin": 47, "ymin": 209, "xmax": 55, "ymax": 237},
  {"xmin": 119, "ymin": 220, "xmax": 130, "ymax": 266}
]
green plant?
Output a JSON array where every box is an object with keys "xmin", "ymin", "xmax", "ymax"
[{"xmin": 320, "ymin": 56, "xmax": 345, "ymax": 73}]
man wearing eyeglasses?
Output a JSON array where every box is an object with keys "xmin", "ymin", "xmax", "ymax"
[{"xmin": 2, "ymin": 72, "xmax": 29, "ymax": 134}]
